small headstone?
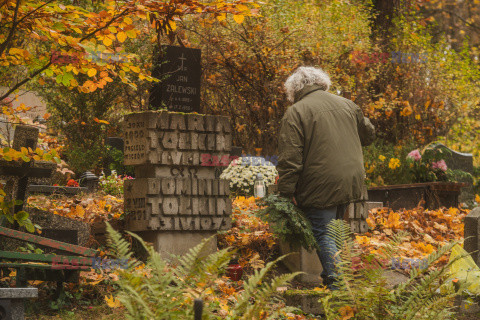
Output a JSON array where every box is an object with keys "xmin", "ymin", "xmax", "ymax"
[
  {"xmin": 79, "ymin": 171, "xmax": 99, "ymax": 192},
  {"xmin": 464, "ymin": 207, "xmax": 480, "ymax": 267},
  {"xmin": 27, "ymin": 185, "xmax": 88, "ymax": 196},
  {"xmin": 0, "ymin": 125, "xmax": 54, "ymax": 214},
  {"xmin": 430, "ymin": 143, "xmax": 474, "ymax": 203},
  {"xmin": 149, "ymin": 46, "xmax": 201, "ymax": 112},
  {"xmin": 430, "ymin": 143, "xmax": 474, "ymax": 173},
  {"xmin": 26, "ymin": 207, "xmax": 90, "ymax": 247}
]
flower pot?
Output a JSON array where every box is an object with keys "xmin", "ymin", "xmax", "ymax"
[{"xmin": 367, "ymin": 182, "xmax": 465, "ymax": 210}]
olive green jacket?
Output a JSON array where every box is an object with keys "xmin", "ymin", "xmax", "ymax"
[{"xmin": 277, "ymin": 84, "xmax": 375, "ymax": 209}]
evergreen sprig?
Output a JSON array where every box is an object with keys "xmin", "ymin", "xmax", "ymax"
[{"xmin": 257, "ymin": 194, "xmax": 318, "ymax": 251}]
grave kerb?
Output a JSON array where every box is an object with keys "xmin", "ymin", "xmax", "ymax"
[
  {"xmin": 0, "ymin": 287, "xmax": 38, "ymax": 320},
  {"xmin": 464, "ymin": 207, "xmax": 480, "ymax": 267}
]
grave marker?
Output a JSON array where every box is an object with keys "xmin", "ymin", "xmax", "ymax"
[
  {"xmin": 464, "ymin": 207, "xmax": 480, "ymax": 267},
  {"xmin": 0, "ymin": 125, "xmax": 55, "ymax": 214},
  {"xmin": 430, "ymin": 143, "xmax": 474, "ymax": 203},
  {"xmin": 124, "ymin": 111, "xmax": 232, "ymax": 257},
  {"xmin": 149, "ymin": 46, "xmax": 201, "ymax": 112}
]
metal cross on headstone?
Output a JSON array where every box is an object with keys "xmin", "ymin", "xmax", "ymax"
[{"xmin": 0, "ymin": 125, "xmax": 54, "ymax": 214}]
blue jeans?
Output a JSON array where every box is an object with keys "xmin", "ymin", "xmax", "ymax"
[{"xmin": 303, "ymin": 205, "xmax": 347, "ymax": 289}]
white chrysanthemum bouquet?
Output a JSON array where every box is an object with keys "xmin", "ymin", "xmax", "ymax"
[{"xmin": 220, "ymin": 157, "xmax": 278, "ymax": 196}]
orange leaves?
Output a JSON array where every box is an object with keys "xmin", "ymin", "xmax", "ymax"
[
  {"xmin": 105, "ymin": 295, "xmax": 122, "ymax": 308},
  {"xmin": 28, "ymin": 194, "xmax": 123, "ymax": 223},
  {"xmin": 218, "ymin": 196, "xmax": 276, "ymax": 271},
  {"xmin": 94, "ymin": 118, "xmax": 110, "ymax": 125},
  {"xmin": 338, "ymin": 305, "xmax": 356, "ymax": 319},
  {"xmin": 87, "ymin": 68, "xmax": 97, "ymax": 77},
  {"xmin": 117, "ymin": 31, "xmax": 127, "ymax": 43},
  {"xmin": 233, "ymin": 14, "xmax": 245, "ymax": 24},
  {"xmin": 411, "ymin": 242, "xmax": 435, "ymax": 254},
  {"xmin": 384, "ymin": 211, "xmax": 402, "ymax": 229},
  {"xmin": 361, "ymin": 206, "xmax": 469, "ymax": 266}
]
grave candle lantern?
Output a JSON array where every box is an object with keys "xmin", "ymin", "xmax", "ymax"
[{"xmin": 227, "ymin": 258, "xmax": 243, "ymax": 281}]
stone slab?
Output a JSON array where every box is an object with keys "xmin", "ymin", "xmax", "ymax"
[
  {"xmin": 464, "ymin": 207, "xmax": 480, "ymax": 266},
  {"xmin": 0, "ymin": 288, "xmax": 38, "ymax": 299},
  {"xmin": 284, "ymin": 291, "xmax": 324, "ymax": 315},
  {"xmin": 26, "ymin": 207, "xmax": 90, "ymax": 247},
  {"xmin": 28, "ymin": 185, "xmax": 88, "ymax": 196},
  {"xmin": 0, "ymin": 288, "xmax": 37, "ymax": 320},
  {"xmin": 136, "ymin": 231, "xmax": 217, "ymax": 260},
  {"xmin": 279, "ymin": 240, "xmax": 323, "ymax": 285}
]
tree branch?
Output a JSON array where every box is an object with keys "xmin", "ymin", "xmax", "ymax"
[
  {"xmin": 0, "ymin": 61, "xmax": 52, "ymax": 101},
  {"xmin": 16, "ymin": 0, "xmax": 55, "ymax": 26},
  {"xmin": 80, "ymin": 8, "xmax": 130, "ymax": 42},
  {"xmin": 428, "ymin": 8, "xmax": 480, "ymax": 33},
  {"xmin": 0, "ymin": 0, "xmax": 21, "ymax": 57},
  {"xmin": 1, "ymin": 6, "xmax": 131, "ymax": 102}
]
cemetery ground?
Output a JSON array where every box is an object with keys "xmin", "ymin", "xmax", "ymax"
[{"xmin": 0, "ymin": 192, "xmax": 476, "ymax": 319}]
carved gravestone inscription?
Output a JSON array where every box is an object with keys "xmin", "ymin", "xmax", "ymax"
[{"xmin": 124, "ymin": 112, "xmax": 232, "ymax": 233}]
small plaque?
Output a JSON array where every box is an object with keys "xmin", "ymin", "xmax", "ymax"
[{"xmin": 150, "ymin": 46, "xmax": 201, "ymax": 113}]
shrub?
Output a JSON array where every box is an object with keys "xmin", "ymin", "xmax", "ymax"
[
  {"xmin": 105, "ymin": 224, "xmax": 299, "ymax": 319},
  {"xmin": 318, "ymin": 219, "xmax": 468, "ymax": 320},
  {"xmin": 363, "ymin": 140, "xmax": 414, "ymax": 186},
  {"xmin": 99, "ymin": 171, "xmax": 133, "ymax": 196},
  {"xmin": 220, "ymin": 157, "xmax": 277, "ymax": 196},
  {"xmin": 363, "ymin": 141, "xmax": 472, "ymax": 186}
]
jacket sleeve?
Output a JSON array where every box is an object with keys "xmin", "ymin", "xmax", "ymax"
[
  {"xmin": 277, "ymin": 108, "xmax": 304, "ymax": 197},
  {"xmin": 354, "ymin": 105, "xmax": 375, "ymax": 146}
]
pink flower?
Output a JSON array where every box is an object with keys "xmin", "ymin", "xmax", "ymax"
[
  {"xmin": 407, "ymin": 149, "xmax": 422, "ymax": 161},
  {"xmin": 432, "ymin": 160, "xmax": 447, "ymax": 172}
]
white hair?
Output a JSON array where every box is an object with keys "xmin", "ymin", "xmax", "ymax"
[{"xmin": 284, "ymin": 66, "xmax": 331, "ymax": 102}]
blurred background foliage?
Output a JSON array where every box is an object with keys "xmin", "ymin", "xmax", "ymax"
[{"xmin": 3, "ymin": 0, "xmax": 480, "ymax": 182}]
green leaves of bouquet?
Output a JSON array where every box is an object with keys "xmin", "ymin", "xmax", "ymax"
[{"xmin": 257, "ymin": 194, "xmax": 318, "ymax": 251}]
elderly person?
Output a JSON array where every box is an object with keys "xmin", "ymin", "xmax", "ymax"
[{"xmin": 277, "ymin": 66, "xmax": 375, "ymax": 289}]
